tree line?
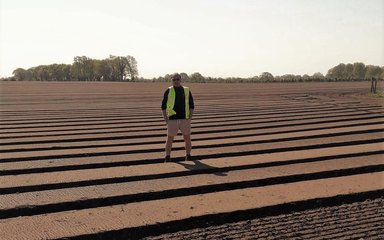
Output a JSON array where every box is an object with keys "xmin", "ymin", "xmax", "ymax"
[
  {"xmin": 11, "ymin": 55, "xmax": 138, "ymax": 81},
  {"xmin": 5, "ymin": 61, "xmax": 383, "ymax": 83},
  {"xmin": 151, "ymin": 63, "xmax": 383, "ymax": 83},
  {"xmin": 325, "ymin": 63, "xmax": 383, "ymax": 81}
]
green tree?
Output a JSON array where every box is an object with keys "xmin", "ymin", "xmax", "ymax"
[
  {"xmin": 326, "ymin": 63, "xmax": 346, "ymax": 79},
  {"xmin": 180, "ymin": 72, "xmax": 190, "ymax": 82},
  {"xmin": 61, "ymin": 64, "xmax": 72, "ymax": 81},
  {"xmin": 365, "ymin": 65, "xmax": 382, "ymax": 79},
  {"xmin": 190, "ymin": 72, "xmax": 205, "ymax": 82},
  {"xmin": 48, "ymin": 64, "xmax": 62, "ymax": 81},
  {"xmin": 72, "ymin": 56, "xmax": 94, "ymax": 81},
  {"xmin": 302, "ymin": 74, "xmax": 311, "ymax": 81},
  {"xmin": 93, "ymin": 59, "xmax": 105, "ymax": 81},
  {"xmin": 125, "ymin": 55, "xmax": 138, "ymax": 80},
  {"xmin": 312, "ymin": 72, "xmax": 325, "ymax": 80},
  {"xmin": 100, "ymin": 59, "xmax": 114, "ymax": 81},
  {"xmin": 345, "ymin": 63, "xmax": 354, "ymax": 79},
  {"xmin": 259, "ymin": 72, "xmax": 274, "ymax": 82},
  {"xmin": 12, "ymin": 68, "xmax": 28, "ymax": 80},
  {"xmin": 380, "ymin": 68, "xmax": 384, "ymax": 80},
  {"xmin": 34, "ymin": 65, "xmax": 50, "ymax": 81},
  {"xmin": 352, "ymin": 62, "xmax": 366, "ymax": 80},
  {"xmin": 280, "ymin": 74, "xmax": 296, "ymax": 82},
  {"xmin": 27, "ymin": 67, "xmax": 37, "ymax": 80},
  {"xmin": 107, "ymin": 55, "xmax": 138, "ymax": 81},
  {"xmin": 108, "ymin": 55, "xmax": 127, "ymax": 81}
]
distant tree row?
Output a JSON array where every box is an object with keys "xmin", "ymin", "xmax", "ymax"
[
  {"xmin": 11, "ymin": 55, "xmax": 138, "ymax": 81},
  {"xmin": 150, "ymin": 72, "xmax": 328, "ymax": 83},
  {"xmin": 5, "ymin": 61, "xmax": 383, "ymax": 83},
  {"xmin": 326, "ymin": 63, "xmax": 383, "ymax": 80},
  {"xmin": 149, "ymin": 63, "xmax": 383, "ymax": 83}
]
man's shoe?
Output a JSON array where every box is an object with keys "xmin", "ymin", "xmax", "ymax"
[
  {"xmin": 164, "ymin": 155, "xmax": 171, "ymax": 163},
  {"xmin": 185, "ymin": 154, "xmax": 192, "ymax": 161}
]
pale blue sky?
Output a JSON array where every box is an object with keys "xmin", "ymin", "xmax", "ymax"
[{"xmin": 1, "ymin": 0, "xmax": 383, "ymax": 78}]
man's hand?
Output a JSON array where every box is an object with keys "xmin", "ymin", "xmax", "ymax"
[
  {"xmin": 189, "ymin": 109, "xmax": 194, "ymax": 121},
  {"xmin": 162, "ymin": 110, "xmax": 168, "ymax": 124}
]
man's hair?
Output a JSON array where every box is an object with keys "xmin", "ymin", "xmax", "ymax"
[{"xmin": 171, "ymin": 73, "xmax": 181, "ymax": 81}]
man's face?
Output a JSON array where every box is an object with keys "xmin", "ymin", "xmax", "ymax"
[{"xmin": 172, "ymin": 78, "xmax": 181, "ymax": 87}]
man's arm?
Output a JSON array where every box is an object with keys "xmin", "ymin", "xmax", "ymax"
[
  {"xmin": 161, "ymin": 89, "xmax": 169, "ymax": 123},
  {"xmin": 189, "ymin": 91, "xmax": 194, "ymax": 120},
  {"xmin": 189, "ymin": 108, "xmax": 194, "ymax": 120}
]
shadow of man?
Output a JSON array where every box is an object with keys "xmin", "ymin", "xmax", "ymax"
[{"xmin": 177, "ymin": 159, "xmax": 227, "ymax": 177}]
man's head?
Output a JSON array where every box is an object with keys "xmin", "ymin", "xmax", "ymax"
[{"xmin": 171, "ymin": 73, "xmax": 181, "ymax": 87}]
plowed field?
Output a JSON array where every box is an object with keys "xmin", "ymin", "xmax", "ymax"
[{"xmin": 0, "ymin": 81, "xmax": 383, "ymax": 239}]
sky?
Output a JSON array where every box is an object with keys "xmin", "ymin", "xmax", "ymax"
[{"xmin": 0, "ymin": 0, "xmax": 383, "ymax": 78}]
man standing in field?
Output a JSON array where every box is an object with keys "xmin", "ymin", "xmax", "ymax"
[{"xmin": 161, "ymin": 73, "xmax": 195, "ymax": 162}]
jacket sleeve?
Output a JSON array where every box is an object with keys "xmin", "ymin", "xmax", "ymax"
[
  {"xmin": 189, "ymin": 91, "xmax": 194, "ymax": 109},
  {"xmin": 161, "ymin": 89, "xmax": 169, "ymax": 110}
]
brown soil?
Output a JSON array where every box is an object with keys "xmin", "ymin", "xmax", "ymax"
[
  {"xmin": 144, "ymin": 198, "xmax": 384, "ymax": 240},
  {"xmin": 0, "ymin": 81, "xmax": 383, "ymax": 239}
]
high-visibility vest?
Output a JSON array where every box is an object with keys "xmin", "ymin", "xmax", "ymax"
[{"xmin": 166, "ymin": 86, "xmax": 190, "ymax": 119}]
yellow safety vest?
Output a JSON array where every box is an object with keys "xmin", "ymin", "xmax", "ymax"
[{"xmin": 166, "ymin": 86, "xmax": 190, "ymax": 119}]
